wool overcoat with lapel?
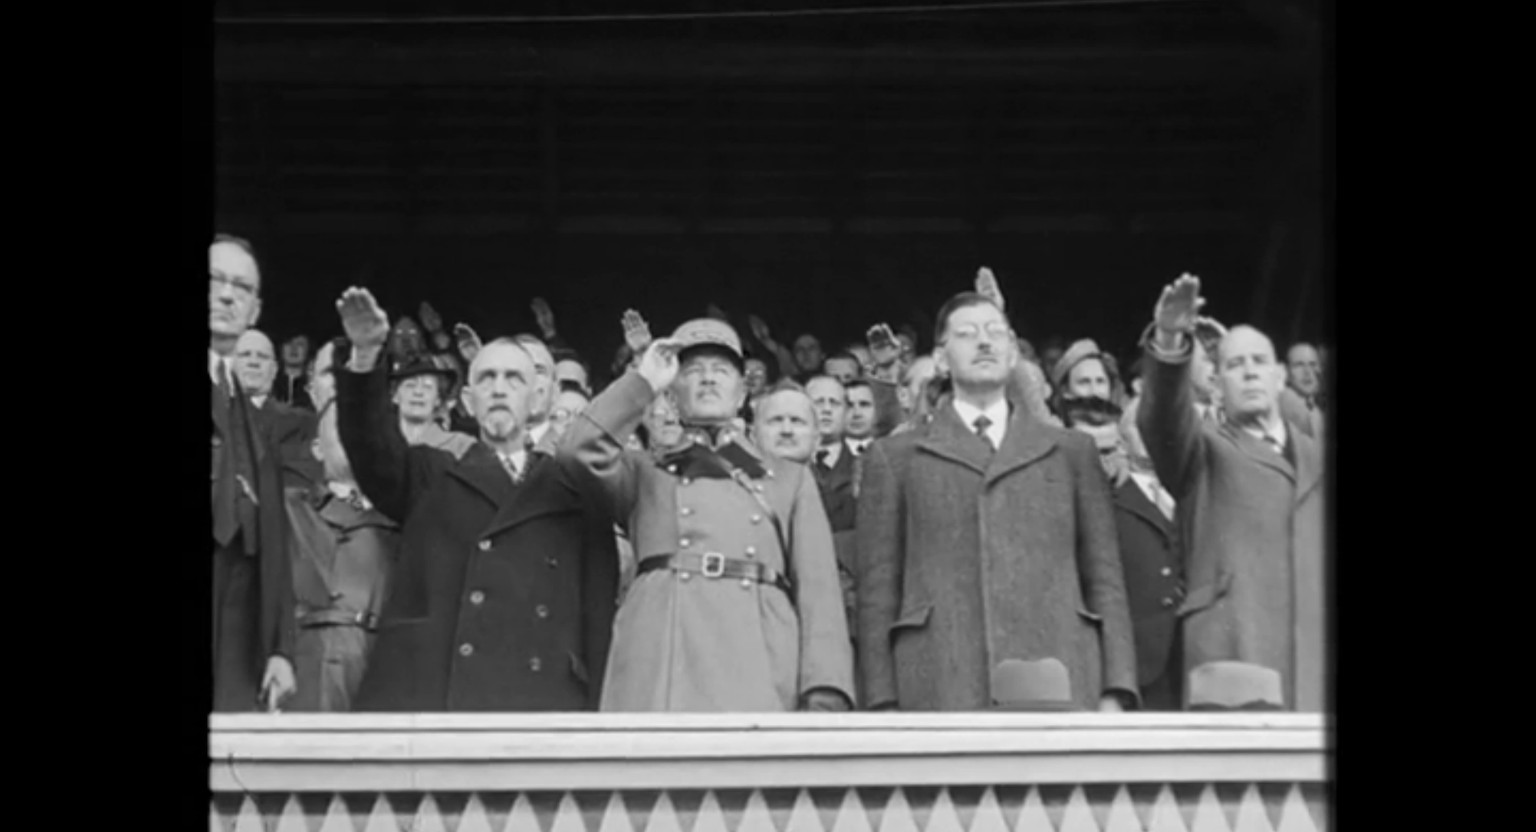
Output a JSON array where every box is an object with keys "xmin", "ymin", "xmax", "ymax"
[
  {"xmin": 563, "ymin": 371, "xmax": 855, "ymax": 712},
  {"xmin": 855, "ymin": 395, "xmax": 1138, "ymax": 711},
  {"xmin": 1111, "ymin": 477, "xmax": 1185, "ymax": 708},
  {"xmin": 1137, "ymin": 331, "xmax": 1326, "ymax": 712},
  {"xmin": 337, "ymin": 362, "xmax": 619, "ymax": 712},
  {"xmin": 812, "ymin": 440, "xmax": 862, "ymax": 650}
]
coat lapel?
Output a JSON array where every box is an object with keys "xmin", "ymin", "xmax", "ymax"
[
  {"xmin": 1116, "ymin": 478, "xmax": 1173, "ymax": 543},
  {"xmin": 983, "ymin": 405, "xmax": 1058, "ymax": 488},
  {"xmin": 916, "ymin": 404, "xmax": 991, "ymax": 476},
  {"xmin": 1292, "ymin": 428, "xmax": 1323, "ymax": 501},
  {"xmin": 1221, "ymin": 422, "xmax": 1295, "ymax": 482},
  {"xmin": 446, "ymin": 443, "xmax": 516, "ymax": 509},
  {"xmin": 480, "ymin": 452, "xmax": 580, "ymax": 539}
]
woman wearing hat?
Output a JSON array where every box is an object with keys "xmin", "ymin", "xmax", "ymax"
[{"xmin": 391, "ymin": 354, "xmax": 475, "ymax": 460}]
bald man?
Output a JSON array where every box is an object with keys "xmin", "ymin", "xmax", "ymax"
[
  {"xmin": 1137, "ymin": 275, "xmax": 1325, "ymax": 712},
  {"xmin": 209, "ymin": 235, "xmax": 296, "ymax": 712},
  {"xmin": 234, "ymin": 329, "xmax": 278, "ymax": 407},
  {"xmin": 332, "ymin": 288, "xmax": 618, "ymax": 712}
]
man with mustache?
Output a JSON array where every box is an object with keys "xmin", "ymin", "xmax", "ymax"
[
  {"xmin": 332, "ymin": 287, "xmax": 618, "ymax": 711},
  {"xmin": 1137, "ymin": 274, "xmax": 1325, "ymax": 711},
  {"xmin": 209, "ymin": 234, "xmax": 296, "ymax": 713},
  {"xmin": 563, "ymin": 319, "xmax": 854, "ymax": 712},
  {"xmin": 856, "ymin": 291, "xmax": 1136, "ymax": 712}
]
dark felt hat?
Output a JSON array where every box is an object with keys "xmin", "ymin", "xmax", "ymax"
[
  {"xmin": 1186, "ymin": 661, "xmax": 1286, "ymax": 711},
  {"xmin": 989, "ymin": 658, "xmax": 1079, "ymax": 711}
]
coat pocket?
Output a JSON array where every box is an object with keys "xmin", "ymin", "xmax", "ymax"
[
  {"xmin": 890, "ymin": 603, "xmax": 933, "ymax": 635},
  {"xmin": 1176, "ymin": 572, "xmax": 1233, "ymax": 617}
]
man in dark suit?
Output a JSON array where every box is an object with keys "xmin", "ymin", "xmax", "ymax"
[
  {"xmin": 333, "ymin": 287, "xmax": 619, "ymax": 712},
  {"xmin": 209, "ymin": 234, "xmax": 296, "ymax": 712},
  {"xmin": 275, "ymin": 335, "xmax": 315, "ymax": 411}
]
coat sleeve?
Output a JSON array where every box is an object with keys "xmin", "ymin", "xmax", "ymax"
[
  {"xmin": 787, "ymin": 465, "xmax": 857, "ymax": 705},
  {"xmin": 254, "ymin": 412, "xmax": 296, "ymax": 664},
  {"xmin": 559, "ymin": 369, "xmax": 650, "ymax": 519},
  {"xmin": 1136, "ymin": 324, "xmax": 1208, "ymax": 500},
  {"xmin": 336, "ymin": 360, "xmax": 446, "ymax": 525},
  {"xmin": 854, "ymin": 439, "xmax": 904, "ymax": 709},
  {"xmin": 1066, "ymin": 431, "xmax": 1139, "ymax": 705},
  {"xmin": 867, "ymin": 378, "xmax": 903, "ymax": 438}
]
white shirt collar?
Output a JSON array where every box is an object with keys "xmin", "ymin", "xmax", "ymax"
[
  {"xmin": 952, "ymin": 398, "xmax": 1009, "ymax": 447},
  {"xmin": 1242, "ymin": 418, "xmax": 1289, "ymax": 452},
  {"xmin": 817, "ymin": 440, "xmax": 844, "ymax": 467},
  {"xmin": 528, "ymin": 421, "xmax": 551, "ymax": 446},
  {"xmin": 209, "ymin": 349, "xmax": 236, "ymax": 388},
  {"xmin": 499, "ymin": 448, "xmax": 529, "ymax": 476},
  {"xmin": 846, "ymin": 436, "xmax": 872, "ymax": 455}
]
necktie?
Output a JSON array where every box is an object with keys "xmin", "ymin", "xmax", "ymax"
[
  {"xmin": 501, "ymin": 454, "xmax": 523, "ymax": 483},
  {"xmin": 216, "ymin": 358, "xmax": 234, "ymax": 399},
  {"xmin": 973, "ymin": 415, "xmax": 995, "ymax": 453},
  {"xmin": 815, "ymin": 448, "xmax": 832, "ymax": 470},
  {"xmin": 1262, "ymin": 434, "xmax": 1282, "ymax": 454}
]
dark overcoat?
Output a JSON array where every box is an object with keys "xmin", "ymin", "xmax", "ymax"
[
  {"xmin": 1111, "ymin": 477, "xmax": 1185, "ymax": 709},
  {"xmin": 1137, "ymin": 332, "xmax": 1326, "ymax": 712},
  {"xmin": 856, "ymin": 397, "xmax": 1138, "ymax": 711},
  {"xmin": 337, "ymin": 362, "xmax": 619, "ymax": 712}
]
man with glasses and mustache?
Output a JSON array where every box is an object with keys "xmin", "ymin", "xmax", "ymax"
[
  {"xmin": 563, "ymin": 319, "xmax": 854, "ymax": 712},
  {"xmin": 330, "ymin": 287, "xmax": 619, "ymax": 712},
  {"xmin": 856, "ymin": 291, "xmax": 1136, "ymax": 713},
  {"xmin": 209, "ymin": 234, "xmax": 296, "ymax": 712}
]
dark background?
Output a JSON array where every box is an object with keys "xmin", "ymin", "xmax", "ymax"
[{"xmin": 213, "ymin": 0, "xmax": 1326, "ymax": 369}]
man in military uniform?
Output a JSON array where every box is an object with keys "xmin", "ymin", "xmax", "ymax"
[{"xmin": 563, "ymin": 320, "xmax": 854, "ymax": 712}]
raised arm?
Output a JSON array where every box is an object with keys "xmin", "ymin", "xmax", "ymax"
[
  {"xmin": 748, "ymin": 315, "xmax": 800, "ymax": 381},
  {"xmin": 1136, "ymin": 274, "xmax": 1210, "ymax": 499},
  {"xmin": 334, "ymin": 287, "xmax": 446, "ymax": 524}
]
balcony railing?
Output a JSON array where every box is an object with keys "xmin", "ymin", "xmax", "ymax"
[{"xmin": 210, "ymin": 713, "xmax": 1328, "ymax": 832}]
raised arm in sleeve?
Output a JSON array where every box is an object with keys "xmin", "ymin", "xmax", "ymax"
[
  {"xmin": 335, "ymin": 360, "xmax": 446, "ymax": 525},
  {"xmin": 558, "ymin": 369, "xmax": 652, "ymax": 519},
  {"xmin": 1136, "ymin": 324, "xmax": 1208, "ymax": 500},
  {"xmin": 1066, "ymin": 431, "xmax": 1139, "ymax": 706},
  {"xmin": 854, "ymin": 440, "xmax": 905, "ymax": 709}
]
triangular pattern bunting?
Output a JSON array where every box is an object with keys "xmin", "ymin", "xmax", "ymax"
[
  {"xmin": 209, "ymin": 801, "xmax": 226, "ymax": 832},
  {"xmin": 1101, "ymin": 786, "xmax": 1145, "ymax": 832},
  {"xmin": 1213, "ymin": 783, "xmax": 1249, "ymax": 831},
  {"xmin": 383, "ymin": 793, "xmax": 426, "ymax": 830},
  {"xmin": 211, "ymin": 793, "xmax": 246, "ymax": 831},
  {"xmin": 1255, "ymin": 784, "xmax": 1291, "ymax": 832},
  {"xmin": 760, "ymin": 789, "xmax": 802, "ymax": 832},
  {"xmin": 694, "ymin": 790, "xmax": 732, "ymax": 832},
  {"xmin": 946, "ymin": 786, "xmax": 987, "ymax": 832},
  {"xmin": 273, "ymin": 797, "xmax": 311, "ymax": 832},
  {"xmin": 1146, "ymin": 785, "xmax": 1191, "ymax": 832},
  {"xmin": 783, "ymin": 789, "xmax": 825, "ymax": 832},
  {"xmin": 624, "ymin": 791, "xmax": 664, "ymax": 832},
  {"xmin": 598, "ymin": 792, "xmax": 638, "ymax": 832},
  {"xmin": 1058, "ymin": 787, "xmax": 1098, "ymax": 832},
  {"xmin": 1036, "ymin": 785, "xmax": 1075, "ymax": 831},
  {"xmin": 231, "ymin": 797, "xmax": 266, "ymax": 832},
  {"xmin": 573, "ymin": 791, "xmax": 617, "ymax": 832},
  {"xmin": 412, "ymin": 794, "xmax": 452, "ymax": 832},
  {"xmin": 1013, "ymin": 787, "xmax": 1054, "ymax": 832},
  {"xmin": 295, "ymin": 793, "xmax": 335, "ymax": 832},
  {"xmin": 432, "ymin": 793, "xmax": 473, "ymax": 832},
  {"xmin": 1188, "ymin": 785, "xmax": 1229, "ymax": 832},
  {"xmin": 252, "ymin": 792, "xmax": 291, "ymax": 824},
  {"xmin": 457, "ymin": 794, "xmax": 498, "ymax": 832},
  {"xmin": 1274, "ymin": 789, "xmax": 1315, "ymax": 832},
  {"xmin": 808, "ymin": 788, "xmax": 848, "ymax": 832},
  {"xmin": 965, "ymin": 788, "xmax": 1008, "ymax": 832},
  {"xmin": 314, "ymin": 795, "xmax": 354, "ymax": 832},
  {"xmin": 671, "ymin": 790, "xmax": 709, "ymax": 832},
  {"xmin": 991, "ymin": 786, "xmax": 1030, "ymax": 832},
  {"xmin": 1297, "ymin": 785, "xmax": 1326, "ymax": 832},
  {"xmin": 1168, "ymin": 784, "xmax": 1206, "ymax": 832},
  {"xmin": 875, "ymin": 789, "xmax": 920, "ymax": 832},
  {"xmin": 528, "ymin": 792, "xmax": 569, "ymax": 832},
  {"xmin": 361, "ymin": 795, "xmax": 403, "ymax": 832},
  {"xmin": 924, "ymin": 788, "xmax": 964, "ymax": 832},
  {"xmin": 647, "ymin": 792, "xmax": 688, "ymax": 832},
  {"xmin": 553, "ymin": 792, "xmax": 593, "ymax": 832},
  {"xmin": 340, "ymin": 792, "xmax": 381, "ymax": 832},
  {"xmin": 854, "ymin": 788, "xmax": 896, "ymax": 832},
  {"xmin": 902, "ymin": 787, "xmax": 943, "ymax": 832},
  {"xmin": 830, "ymin": 788, "xmax": 875, "ymax": 832},
  {"xmin": 509, "ymin": 792, "xmax": 547, "ymax": 832},
  {"xmin": 711, "ymin": 789, "xmax": 755, "ymax": 832},
  {"xmin": 1079, "ymin": 784, "xmax": 1119, "ymax": 832},
  {"xmin": 1232, "ymin": 784, "xmax": 1275, "ymax": 832},
  {"xmin": 737, "ymin": 790, "xmax": 781, "ymax": 832},
  {"xmin": 1124, "ymin": 784, "xmax": 1163, "ymax": 831}
]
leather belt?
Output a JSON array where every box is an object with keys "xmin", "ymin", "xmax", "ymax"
[
  {"xmin": 638, "ymin": 553, "xmax": 793, "ymax": 597},
  {"xmin": 297, "ymin": 608, "xmax": 380, "ymax": 631}
]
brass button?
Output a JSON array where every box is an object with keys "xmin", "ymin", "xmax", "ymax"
[
  {"xmin": 459, "ymin": 643, "xmax": 474, "ymax": 657},
  {"xmin": 478, "ymin": 540, "xmax": 492, "ymax": 551},
  {"xmin": 536, "ymin": 605, "xmax": 549, "ymax": 618},
  {"xmin": 529, "ymin": 657, "xmax": 542, "ymax": 672},
  {"xmin": 469, "ymin": 591, "xmax": 485, "ymax": 605}
]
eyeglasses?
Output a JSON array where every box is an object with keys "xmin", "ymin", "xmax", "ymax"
[
  {"xmin": 210, "ymin": 273, "xmax": 257, "ymax": 299},
  {"xmin": 944, "ymin": 322, "xmax": 1013, "ymax": 343}
]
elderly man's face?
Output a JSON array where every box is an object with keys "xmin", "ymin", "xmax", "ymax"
[
  {"xmin": 793, "ymin": 335, "xmax": 824, "ymax": 374},
  {"xmin": 1217, "ymin": 326, "xmax": 1286, "ymax": 421},
  {"xmin": 756, "ymin": 390, "xmax": 818, "ymax": 463},
  {"xmin": 462, "ymin": 342, "xmax": 536, "ymax": 444},
  {"xmin": 233, "ymin": 330, "xmax": 276, "ymax": 396},
  {"xmin": 824, "ymin": 356, "xmax": 860, "ymax": 385},
  {"xmin": 806, "ymin": 377, "xmax": 848, "ymax": 442},
  {"xmin": 209, "ymin": 241, "xmax": 261, "ymax": 338},
  {"xmin": 1287, "ymin": 344, "xmax": 1321, "ymax": 397},
  {"xmin": 1067, "ymin": 357, "xmax": 1111, "ymax": 401},
  {"xmin": 673, "ymin": 350, "xmax": 745, "ymax": 424}
]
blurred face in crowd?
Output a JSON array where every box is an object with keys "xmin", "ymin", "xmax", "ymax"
[
  {"xmin": 1071, "ymin": 420, "xmax": 1128, "ymax": 482},
  {"xmin": 673, "ymin": 348, "xmax": 746, "ymax": 425},
  {"xmin": 433, "ymin": 332, "xmax": 452, "ymax": 353},
  {"xmin": 1287, "ymin": 343, "xmax": 1321, "ymax": 397},
  {"xmin": 1217, "ymin": 326, "xmax": 1285, "ymax": 423},
  {"xmin": 937, "ymin": 301, "xmax": 1016, "ymax": 390},
  {"xmin": 824, "ymin": 355, "xmax": 860, "ymax": 385},
  {"xmin": 209, "ymin": 241, "xmax": 262, "ymax": 339},
  {"xmin": 756, "ymin": 389, "xmax": 818, "ymax": 463},
  {"xmin": 1067, "ymin": 357, "xmax": 1111, "ymax": 401},
  {"xmin": 516, "ymin": 338, "xmax": 556, "ymax": 424},
  {"xmin": 806, "ymin": 377, "xmax": 848, "ymax": 444},
  {"xmin": 549, "ymin": 389, "xmax": 590, "ymax": 442},
  {"xmin": 793, "ymin": 335, "xmax": 825, "ymax": 374},
  {"xmin": 312, "ymin": 403, "xmax": 353, "ymax": 485},
  {"xmin": 307, "ymin": 342, "xmax": 338, "ymax": 413},
  {"xmin": 845, "ymin": 383, "xmax": 877, "ymax": 439},
  {"xmin": 281, "ymin": 336, "xmax": 310, "ymax": 370},
  {"xmin": 897, "ymin": 333, "xmax": 916, "ymax": 364},
  {"xmin": 390, "ymin": 318, "xmax": 425, "ymax": 358},
  {"xmin": 645, "ymin": 392, "xmax": 685, "ymax": 452},
  {"xmin": 393, "ymin": 373, "xmax": 444, "ymax": 424},
  {"xmin": 234, "ymin": 329, "xmax": 277, "ymax": 396},
  {"xmin": 743, "ymin": 358, "xmax": 769, "ymax": 396},
  {"xmin": 848, "ymin": 345, "xmax": 874, "ymax": 371},
  {"xmin": 462, "ymin": 341, "xmax": 535, "ymax": 446},
  {"xmin": 555, "ymin": 359, "xmax": 589, "ymax": 393}
]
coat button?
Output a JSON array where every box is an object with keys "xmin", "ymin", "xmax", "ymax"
[
  {"xmin": 478, "ymin": 540, "xmax": 492, "ymax": 551},
  {"xmin": 680, "ymin": 507, "xmax": 693, "ymax": 516},
  {"xmin": 745, "ymin": 546, "xmax": 756, "ymax": 557},
  {"xmin": 536, "ymin": 605, "xmax": 549, "ymax": 618},
  {"xmin": 1162, "ymin": 598, "xmax": 1175, "ymax": 608},
  {"xmin": 751, "ymin": 514, "xmax": 762, "ymax": 524},
  {"xmin": 1161, "ymin": 567, "xmax": 1172, "ymax": 577},
  {"xmin": 680, "ymin": 538, "xmax": 691, "ymax": 547},
  {"xmin": 741, "ymin": 579, "xmax": 753, "ymax": 589},
  {"xmin": 459, "ymin": 643, "xmax": 474, "ymax": 657},
  {"xmin": 529, "ymin": 657, "xmax": 542, "ymax": 672},
  {"xmin": 681, "ymin": 477, "xmax": 692, "ymax": 486},
  {"xmin": 469, "ymin": 591, "xmax": 485, "ymax": 605},
  {"xmin": 680, "ymin": 571, "xmax": 692, "ymax": 581},
  {"xmin": 546, "ymin": 557, "xmax": 558, "ymax": 568}
]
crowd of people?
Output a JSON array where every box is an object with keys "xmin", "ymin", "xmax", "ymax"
[{"xmin": 210, "ymin": 234, "xmax": 1329, "ymax": 715}]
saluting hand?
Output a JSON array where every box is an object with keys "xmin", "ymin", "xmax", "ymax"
[
  {"xmin": 637, "ymin": 338, "xmax": 685, "ymax": 395},
  {"xmin": 337, "ymin": 287, "xmax": 390, "ymax": 350},
  {"xmin": 1154, "ymin": 273, "xmax": 1204, "ymax": 336},
  {"xmin": 621, "ymin": 309, "xmax": 653, "ymax": 353},
  {"xmin": 975, "ymin": 266, "xmax": 1005, "ymax": 312}
]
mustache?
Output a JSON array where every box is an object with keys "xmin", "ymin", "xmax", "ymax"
[{"xmin": 1061, "ymin": 396, "xmax": 1123, "ymax": 426}]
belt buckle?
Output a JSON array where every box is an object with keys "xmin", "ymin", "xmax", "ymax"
[{"xmin": 700, "ymin": 552, "xmax": 726, "ymax": 579}]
